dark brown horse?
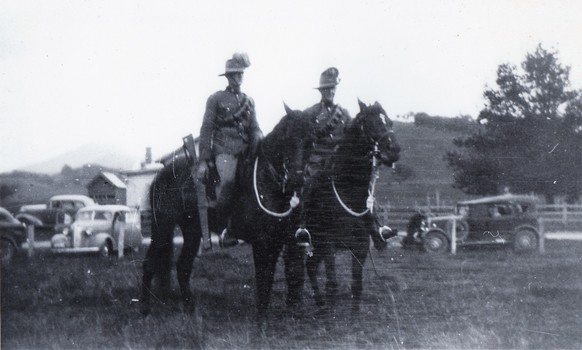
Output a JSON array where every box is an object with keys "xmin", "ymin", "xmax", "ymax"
[
  {"xmin": 140, "ymin": 105, "xmax": 314, "ymax": 327},
  {"xmin": 304, "ymin": 100, "xmax": 400, "ymax": 314}
]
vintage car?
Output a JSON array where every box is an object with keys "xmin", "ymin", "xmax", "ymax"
[
  {"xmin": 1, "ymin": 207, "xmax": 27, "ymax": 268},
  {"xmin": 15, "ymin": 195, "xmax": 96, "ymax": 239},
  {"xmin": 422, "ymin": 194, "xmax": 540, "ymax": 254},
  {"xmin": 51, "ymin": 205, "xmax": 143, "ymax": 257}
]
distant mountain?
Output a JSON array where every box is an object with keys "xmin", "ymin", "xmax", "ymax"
[{"xmin": 21, "ymin": 143, "xmax": 143, "ymax": 175}]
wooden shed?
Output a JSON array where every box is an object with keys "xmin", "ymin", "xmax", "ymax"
[{"xmin": 87, "ymin": 171, "xmax": 127, "ymax": 205}]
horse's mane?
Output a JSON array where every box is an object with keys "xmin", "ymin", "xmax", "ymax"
[{"xmin": 261, "ymin": 111, "xmax": 314, "ymax": 160}]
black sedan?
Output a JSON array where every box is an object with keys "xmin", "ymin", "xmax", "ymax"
[{"xmin": 1, "ymin": 207, "xmax": 27, "ymax": 268}]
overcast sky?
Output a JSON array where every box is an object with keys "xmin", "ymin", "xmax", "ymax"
[{"xmin": 1, "ymin": 0, "xmax": 581, "ymax": 173}]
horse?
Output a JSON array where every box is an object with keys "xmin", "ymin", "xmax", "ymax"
[
  {"xmin": 140, "ymin": 105, "xmax": 315, "ymax": 327},
  {"xmin": 303, "ymin": 100, "xmax": 401, "ymax": 314}
]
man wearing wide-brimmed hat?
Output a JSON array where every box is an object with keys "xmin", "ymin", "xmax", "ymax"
[
  {"xmin": 303, "ymin": 67, "xmax": 351, "ymax": 180},
  {"xmin": 198, "ymin": 52, "xmax": 263, "ymax": 247},
  {"xmin": 295, "ymin": 67, "xmax": 352, "ymax": 246}
]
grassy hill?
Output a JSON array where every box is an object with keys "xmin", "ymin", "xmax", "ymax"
[
  {"xmin": 374, "ymin": 119, "xmax": 480, "ymax": 208},
  {"xmin": 0, "ymin": 117, "xmax": 482, "ymax": 213}
]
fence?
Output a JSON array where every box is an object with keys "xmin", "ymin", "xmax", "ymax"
[
  {"xmin": 376, "ymin": 205, "xmax": 455, "ymax": 231},
  {"xmin": 378, "ymin": 203, "xmax": 582, "ymax": 231},
  {"xmin": 536, "ymin": 204, "xmax": 582, "ymax": 231}
]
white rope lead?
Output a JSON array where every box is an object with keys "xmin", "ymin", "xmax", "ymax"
[
  {"xmin": 332, "ymin": 177, "xmax": 371, "ymax": 217},
  {"xmin": 253, "ymin": 157, "xmax": 299, "ymax": 218},
  {"xmin": 332, "ymin": 144, "xmax": 380, "ymax": 217}
]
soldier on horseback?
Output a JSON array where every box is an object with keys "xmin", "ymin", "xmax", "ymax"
[
  {"xmin": 197, "ymin": 52, "xmax": 263, "ymax": 247},
  {"xmin": 295, "ymin": 67, "xmax": 351, "ymax": 245},
  {"xmin": 295, "ymin": 67, "xmax": 395, "ymax": 248}
]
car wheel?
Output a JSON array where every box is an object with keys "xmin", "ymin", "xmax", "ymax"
[
  {"xmin": 99, "ymin": 241, "xmax": 112, "ymax": 258},
  {"xmin": 1, "ymin": 238, "xmax": 17, "ymax": 268},
  {"xmin": 446, "ymin": 220, "xmax": 469, "ymax": 241},
  {"xmin": 514, "ymin": 229, "xmax": 538, "ymax": 253},
  {"xmin": 423, "ymin": 231, "xmax": 449, "ymax": 254}
]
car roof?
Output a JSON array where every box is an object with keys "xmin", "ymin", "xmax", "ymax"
[
  {"xmin": 78, "ymin": 205, "xmax": 132, "ymax": 212},
  {"xmin": 458, "ymin": 193, "xmax": 540, "ymax": 205},
  {"xmin": 50, "ymin": 195, "xmax": 96, "ymax": 205},
  {"xmin": 0, "ymin": 207, "xmax": 14, "ymax": 217}
]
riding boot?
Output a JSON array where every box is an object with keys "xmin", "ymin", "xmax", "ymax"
[{"xmin": 219, "ymin": 217, "xmax": 239, "ymax": 248}]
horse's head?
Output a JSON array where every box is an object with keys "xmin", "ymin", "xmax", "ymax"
[
  {"xmin": 261, "ymin": 103, "xmax": 315, "ymax": 195},
  {"xmin": 353, "ymin": 99, "xmax": 400, "ymax": 167}
]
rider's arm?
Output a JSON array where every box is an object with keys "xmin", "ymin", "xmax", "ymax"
[
  {"xmin": 246, "ymin": 96, "xmax": 264, "ymax": 148},
  {"xmin": 199, "ymin": 94, "xmax": 218, "ymax": 162}
]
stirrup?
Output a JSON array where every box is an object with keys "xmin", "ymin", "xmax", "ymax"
[
  {"xmin": 219, "ymin": 228, "xmax": 239, "ymax": 248},
  {"xmin": 379, "ymin": 225, "xmax": 397, "ymax": 242},
  {"xmin": 294, "ymin": 227, "xmax": 312, "ymax": 248}
]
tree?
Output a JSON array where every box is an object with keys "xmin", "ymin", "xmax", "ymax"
[
  {"xmin": 0, "ymin": 183, "xmax": 17, "ymax": 206},
  {"xmin": 447, "ymin": 45, "xmax": 582, "ymax": 203}
]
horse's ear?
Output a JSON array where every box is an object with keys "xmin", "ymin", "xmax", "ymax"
[
  {"xmin": 357, "ymin": 98, "xmax": 367, "ymax": 112},
  {"xmin": 283, "ymin": 102, "xmax": 293, "ymax": 116}
]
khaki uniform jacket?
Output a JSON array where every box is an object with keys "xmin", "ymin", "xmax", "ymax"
[
  {"xmin": 199, "ymin": 87, "xmax": 262, "ymax": 162},
  {"xmin": 303, "ymin": 101, "xmax": 351, "ymax": 167}
]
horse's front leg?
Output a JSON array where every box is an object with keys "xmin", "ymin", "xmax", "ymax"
[
  {"xmin": 176, "ymin": 220, "xmax": 201, "ymax": 314},
  {"xmin": 252, "ymin": 239, "xmax": 282, "ymax": 330},
  {"xmin": 283, "ymin": 241, "xmax": 305, "ymax": 311},
  {"xmin": 141, "ymin": 221, "xmax": 174, "ymax": 315},
  {"xmin": 350, "ymin": 243, "xmax": 369, "ymax": 315},
  {"xmin": 323, "ymin": 245, "xmax": 338, "ymax": 307},
  {"xmin": 306, "ymin": 245, "xmax": 325, "ymax": 307}
]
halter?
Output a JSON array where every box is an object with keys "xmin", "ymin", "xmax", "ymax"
[{"xmin": 253, "ymin": 156, "xmax": 300, "ymax": 218}]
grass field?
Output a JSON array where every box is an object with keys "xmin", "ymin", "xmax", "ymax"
[{"xmin": 2, "ymin": 240, "xmax": 582, "ymax": 349}]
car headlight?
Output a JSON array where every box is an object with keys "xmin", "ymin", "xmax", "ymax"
[
  {"xmin": 84, "ymin": 229, "xmax": 93, "ymax": 236},
  {"xmin": 62, "ymin": 227, "xmax": 70, "ymax": 236}
]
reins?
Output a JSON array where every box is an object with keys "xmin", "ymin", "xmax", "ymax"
[
  {"xmin": 253, "ymin": 156, "xmax": 299, "ymax": 218},
  {"xmin": 331, "ymin": 143, "xmax": 381, "ymax": 217}
]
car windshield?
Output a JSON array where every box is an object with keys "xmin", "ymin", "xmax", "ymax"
[
  {"xmin": 94, "ymin": 211, "xmax": 113, "ymax": 221},
  {"xmin": 76, "ymin": 211, "xmax": 113, "ymax": 221},
  {"xmin": 76, "ymin": 211, "xmax": 93, "ymax": 221}
]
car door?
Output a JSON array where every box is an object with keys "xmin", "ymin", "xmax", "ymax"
[
  {"xmin": 465, "ymin": 204, "xmax": 493, "ymax": 243},
  {"xmin": 489, "ymin": 203, "xmax": 517, "ymax": 242}
]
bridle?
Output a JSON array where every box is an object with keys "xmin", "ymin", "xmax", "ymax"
[
  {"xmin": 332, "ymin": 112, "xmax": 394, "ymax": 217},
  {"xmin": 253, "ymin": 156, "xmax": 300, "ymax": 218}
]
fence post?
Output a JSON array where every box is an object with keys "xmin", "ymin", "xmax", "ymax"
[
  {"xmin": 26, "ymin": 225, "xmax": 35, "ymax": 258},
  {"xmin": 451, "ymin": 217, "xmax": 457, "ymax": 255},
  {"xmin": 562, "ymin": 205, "xmax": 568, "ymax": 228},
  {"xmin": 539, "ymin": 218, "xmax": 545, "ymax": 254},
  {"xmin": 118, "ymin": 224, "xmax": 125, "ymax": 259}
]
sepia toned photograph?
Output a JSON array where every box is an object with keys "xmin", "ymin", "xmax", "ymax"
[{"xmin": 1, "ymin": 1, "xmax": 581, "ymax": 349}]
